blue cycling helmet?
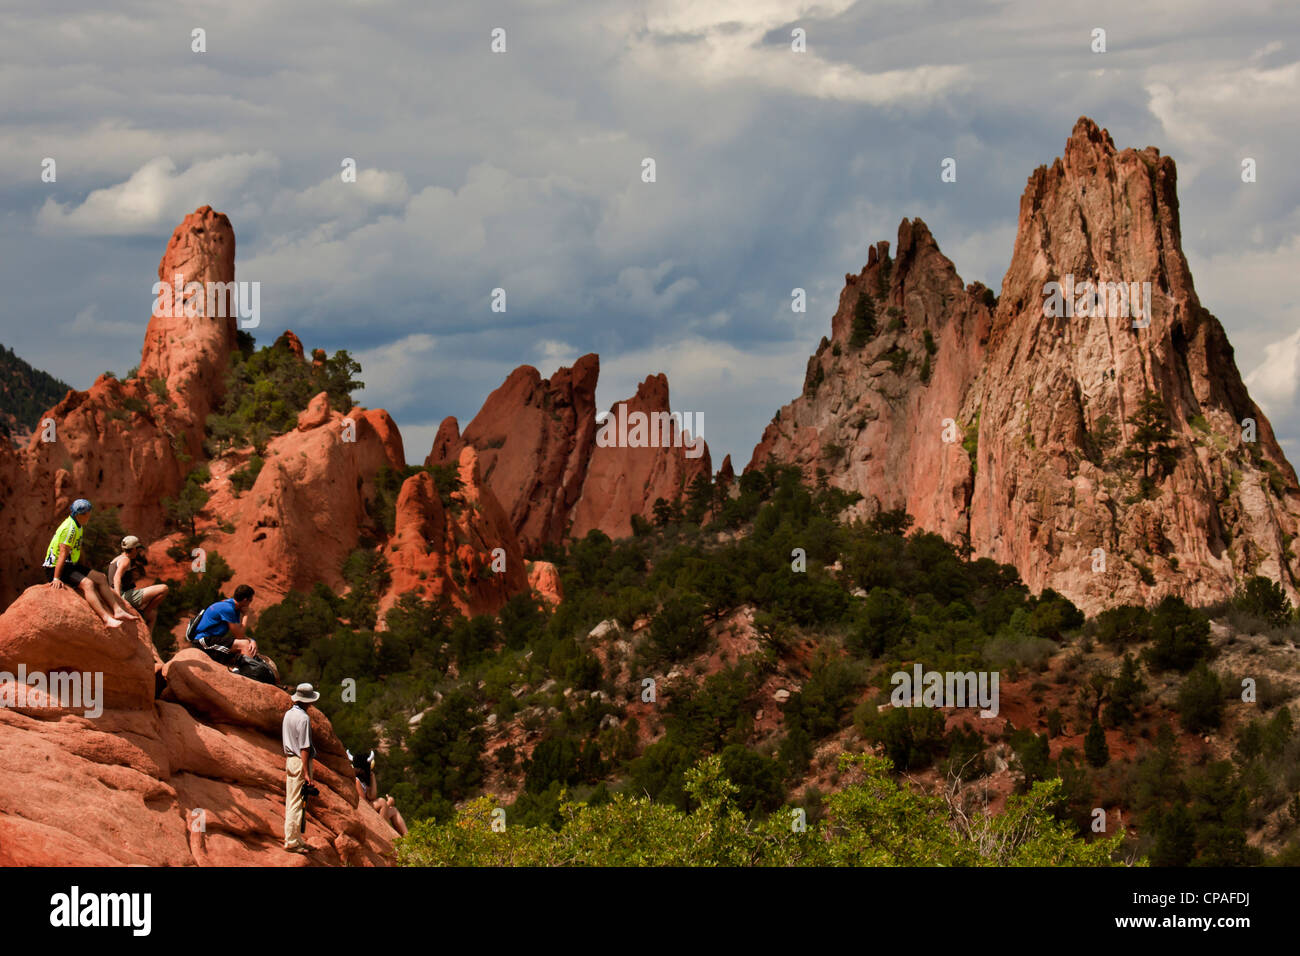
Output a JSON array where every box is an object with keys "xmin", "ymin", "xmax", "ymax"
[{"xmin": 70, "ymin": 498, "xmax": 92, "ymax": 516}]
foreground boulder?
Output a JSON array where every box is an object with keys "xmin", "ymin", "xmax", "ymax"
[{"xmin": 0, "ymin": 587, "xmax": 395, "ymax": 866}]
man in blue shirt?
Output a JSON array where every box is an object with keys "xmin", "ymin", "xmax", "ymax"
[{"xmin": 190, "ymin": 585, "xmax": 257, "ymax": 663}]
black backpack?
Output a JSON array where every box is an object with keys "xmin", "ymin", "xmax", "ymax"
[
  {"xmin": 231, "ymin": 654, "xmax": 278, "ymax": 686},
  {"xmin": 185, "ymin": 612, "xmax": 204, "ymax": 645}
]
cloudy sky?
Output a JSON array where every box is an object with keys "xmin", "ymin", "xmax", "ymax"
[{"xmin": 2, "ymin": 0, "xmax": 1297, "ymax": 466}]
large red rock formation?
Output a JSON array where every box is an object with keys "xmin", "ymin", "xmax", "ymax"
[
  {"xmin": 570, "ymin": 374, "xmax": 712, "ymax": 539},
  {"xmin": 379, "ymin": 446, "xmax": 528, "ymax": 619},
  {"xmin": 0, "ymin": 207, "xmax": 239, "ymax": 601},
  {"xmin": 751, "ymin": 117, "xmax": 1299, "ymax": 613},
  {"xmin": 428, "ymin": 355, "xmax": 600, "ymax": 553},
  {"xmin": 198, "ymin": 393, "xmax": 407, "ymax": 603},
  {"xmin": 432, "ymin": 360, "xmax": 711, "ymax": 548},
  {"xmin": 0, "ymin": 587, "xmax": 395, "ymax": 866}
]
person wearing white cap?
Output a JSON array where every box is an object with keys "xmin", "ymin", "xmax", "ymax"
[
  {"xmin": 282, "ymin": 683, "xmax": 320, "ymax": 853},
  {"xmin": 108, "ymin": 536, "xmax": 169, "ymax": 632}
]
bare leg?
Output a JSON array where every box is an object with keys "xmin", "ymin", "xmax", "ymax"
[
  {"xmin": 140, "ymin": 586, "xmax": 168, "ymax": 629},
  {"xmin": 382, "ymin": 798, "xmax": 408, "ymax": 837},
  {"xmin": 79, "ymin": 577, "xmax": 121, "ymax": 628},
  {"xmin": 90, "ymin": 571, "xmax": 139, "ymax": 619}
]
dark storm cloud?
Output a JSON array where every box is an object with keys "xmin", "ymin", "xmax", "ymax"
[{"xmin": 1, "ymin": 0, "xmax": 1296, "ymax": 464}]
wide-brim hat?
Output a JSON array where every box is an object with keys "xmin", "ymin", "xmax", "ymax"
[{"xmin": 291, "ymin": 683, "xmax": 320, "ymax": 703}]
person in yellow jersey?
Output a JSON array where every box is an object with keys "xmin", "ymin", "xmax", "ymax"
[{"xmin": 43, "ymin": 498, "xmax": 142, "ymax": 629}]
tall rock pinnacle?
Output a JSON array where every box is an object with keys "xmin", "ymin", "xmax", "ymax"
[{"xmin": 751, "ymin": 118, "xmax": 1299, "ymax": 613}]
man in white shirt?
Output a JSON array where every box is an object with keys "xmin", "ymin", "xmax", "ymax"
[{"xmin": 282, "ymin": 683, "xmax": 318, "ymax": 854}]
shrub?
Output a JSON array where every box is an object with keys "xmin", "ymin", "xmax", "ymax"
[
  {"xmin": 205, "ymin": 332, "xmax": 363, "ymax": 454},
  {"xmin": 1176, "ymin": 663, "xmax": 1224, "ymax": 734},
  {"xmin": 1144, "ymin": 597, "xmax": 1212, "ymax": 673},
  {"xmin": 1093, "ymin": 605, "xmax": 1152, "ymax": 648},
  {"xmin": 228, "ymin": 455, "xmax": 264, "ymax": 494},
  {"xmin": 1084, "ymin": 719, "xmax": 1110, "ymax": 767},
  {"xmin": 645, "ymin": 593, "xmax": 710, "ymax": 664},
  {"xmin": 1231, "ymin": 575, "xmax": 1293, "ymax": 629}
]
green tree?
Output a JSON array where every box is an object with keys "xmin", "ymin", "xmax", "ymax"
[
  {"xmin": 1084, "ymin": 719, "xmax": 1110, "ymax": 767},
  {"xmin": 1105, "ymin": 654, "xmax": 1146, "ymax": 727},
  {"xmin": 1144, "ymin": 596, "xmax": 1212, "ymax": 673},
  {"xmin": 1232, "ymin": 575, "xmax": 1293, "ymax": 628},
  {"xmin": 163, "ymin": 467, "xmax": 211, "ymax": 541},
  {"xmin": 1125, "ymin": 390, "xmax": 1177, "ymax": 496},
  {"xmin": 849, "ymin": 292, "xmax": 877, "ymax": 348},
  {"xmin": 1176, "ymin": 663, "xmax": 1224, "ymax": 734}
]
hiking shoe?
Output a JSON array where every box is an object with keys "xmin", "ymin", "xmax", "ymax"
[{"xmin": 284, "ymin": 843, "xmax": 310, "ymax": 854}]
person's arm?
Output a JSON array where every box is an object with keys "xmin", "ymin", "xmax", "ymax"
[
  {"xmin": 50, "ymin": 543, "xmax": 70, "ymax": 588},
  {"xmin": 226, "ymin": 620, "xmax": 246, "ymax": 640},
  {"xmin": 301, "ymin": 748, "xmax": 313, "ymax": 784},
  {"xmin": 110, "ymin": 558, "xmax": 125, "ymax": 595}
]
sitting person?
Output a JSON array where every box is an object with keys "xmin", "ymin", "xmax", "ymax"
[
  {"xmin": 108, "ymin": 536, "xmax": 169, "ymax": 631},
  {"xmin": 189, "ymin": 585, "xmax": 257, "ymax": 664},
  {"xmin": 349, "ymin": 748, "xmax": 408, "ymax": 836},
  {"xmin": 44, "ymin": 498, "xmax": 142, "ymax": 629}
]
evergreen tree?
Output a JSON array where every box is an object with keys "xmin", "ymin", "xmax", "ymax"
[
  {"xmin": 849, "ymin": 292, "xmax": 877, "ymax": 348},
  {"xmin": 1084, "ymin": 719, "xmax": 1110, "ymax": 767},
  {"xmin": 1176, "ymin": 663, "xmax": 1224, "ymax": 734},
  {"xmin": 1125, "ymin": 390, "xmax": 1177, "ymax": 496},
  {"xmin": 1105, "ymin": 654, "xmax": 1146, "ymax": 727}
]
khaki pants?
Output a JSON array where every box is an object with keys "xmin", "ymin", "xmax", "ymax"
[{"xmin": 285, "ymin": 755, "xmax": 306, "ymax": 848}]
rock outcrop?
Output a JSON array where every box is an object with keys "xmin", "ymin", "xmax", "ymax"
[
  {"xmin": 569, "ymin": 374, "xmax": 712, "ymax": 540},
  {"xmin": 0, "ymin": 207, "xmax": 239, "ymax": 601},
  {"xmin": 432, "ymin": 360, "xmax": 711, "ymax": 548},
  {"xmin": 199, "ymin": 392, "xmax": 407, "ymax": 603},
  {"xmin": 0, "ymin": 587, "xmax": 395, "ymax": 866},
  {"xmin": 427, "ymin": 355, "xmax": 600, "ymax": 553},
  {"xmin": 379, "ymin": 446, "xmax": 529, "ymax": 619},
  {"xmin": 751, "ymin": 118, "xmax": 1299, "ymax": 613}
]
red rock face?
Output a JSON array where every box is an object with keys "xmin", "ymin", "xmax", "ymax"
[
  {"xmin": 379, "ymin": 447, "xmax": 528, "ymax": 619},
  {"xmin": 968, "ymin": 118, "xmax": 1299, "ymax": 612},
  {"xmin": 435, "ymin": 359, "xmax": 711, "ymax": 548},
  {"xmin": 750, "ymin": 220, "xmax": 992, "ymax": 549},
  {"xmin": 751, "ymin": 117, "xmax": 1299, "ymax": 613},
  {"xmin": 527, "ymin": 560, "xmax": 563, "ymax": 606},
  {"xmin": 430, "ymin": 355, "xmax": 600, "ymax": 553},
  {"xmin": 0, "ymin": 207, "xmax": 238, "ymax": 601},
  {"xmin": 0, "ymin": 587, "xmax": 394, "ymax": 866},
  {"xmin": 200, "ymin": 397, "xmax": 407, "ymax": 603},
  {"xmin": 138, "ymin": 205, "xmax": 239, "ymax": 436},
  {"xmin": 570, "ymin": 374, "xmax": 712, "ymax": 540}
]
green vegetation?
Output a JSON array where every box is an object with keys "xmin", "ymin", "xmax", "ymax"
[
  {"xmin": 1125, "ymin": 390, "xmax": 1178, "ymax": 498},
  {"xmin": 163, "ymin": 465, "xmax": 211, "ymax": 542},
  {"xmin": 0, "ymin": 343, "xmax": 71, "ymax": 439},
  {"xmin": 228, "ymin": 455, "xmax": 264, "ymax": 495},
  {"xmin": 205, "ymin": 331, "xmax": 362, "ymax": 455},
  {"xmin": 962, "ymin": 413, "xmax": 980, "ymax": 474},
  {"xmin": 398, "ymin": 753, "xmax": 1125, "ymax": 866},
  {"xmin": 81, "ymin": 506, "xmax": 127, "ymax": 574},
  {"xmin": 218, "ymin": 448, "xmax": 1293, "ymax": 866},
  {"xmin": 849, "ymin": 292, "xmax": 877, "ymax": 348}
]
